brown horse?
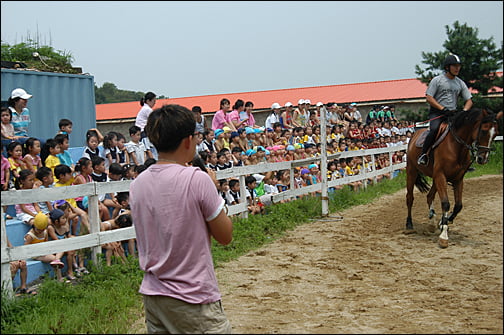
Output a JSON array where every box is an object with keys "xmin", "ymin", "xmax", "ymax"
[{"xmin": 406, "ymin": 108, "xmax": 502, "ymax": 248}]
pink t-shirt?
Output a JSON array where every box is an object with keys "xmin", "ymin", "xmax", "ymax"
[
  {"xmin": 129, "ymin": 164, "xmax": 225, "ymax": 304},
  {"xmin": 227, "ymin": 109, "xmax": 240, "ymax": 127},
  {"xmin": 245, "ymin": 112, "xmax": 256, "ymax": 127},
  {"xmin": 211, "ymin": 110, "xmax": 228, "ymax": 131}
]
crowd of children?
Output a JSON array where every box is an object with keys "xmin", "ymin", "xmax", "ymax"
[
  {"xmin": 2, "ymin": 98, "xmax": 410, "ymax": 293},
  {"xmin": 2, "ymin": 116, "xmax": 152, "ymax": 293},
  {"xmin": 197, "ymin": 99, "xmax": 411, "ymax": 214}
]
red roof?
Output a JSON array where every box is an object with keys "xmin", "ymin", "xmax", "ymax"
[{"xmin": 96, "ymin": 75, "xmax": 502, "ymax": 121}]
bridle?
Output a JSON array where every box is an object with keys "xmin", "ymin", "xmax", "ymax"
[{"xmin": 449, "ymin": 114, "xmax": 495, "ymax": 163}]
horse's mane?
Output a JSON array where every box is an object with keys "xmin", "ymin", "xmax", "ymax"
[{"xmin": 450, "ymin": 108, "xmax": 491, "ymax": 130}]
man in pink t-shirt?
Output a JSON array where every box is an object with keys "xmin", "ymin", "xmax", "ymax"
[{"xmin": 130, "ymin": 103, "xmax": 233, "ymax": 334}]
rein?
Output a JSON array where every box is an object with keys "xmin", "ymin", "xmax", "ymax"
[{"xmin": 448, "ymin": 114, "xmax": 494, "ymax": 166}]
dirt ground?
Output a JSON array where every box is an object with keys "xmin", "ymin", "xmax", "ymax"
[
  {"xmin": 129, "ymin": 175, "xmax": 503, "ymax": 334},
  {"xmin": 215, "ymin": 174, "xmax": 503, "ymax": 334}
]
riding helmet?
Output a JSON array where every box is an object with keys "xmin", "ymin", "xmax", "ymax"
[{"xmin": 443, "ymin": 53, "xmax": 461, "ymax": 70}]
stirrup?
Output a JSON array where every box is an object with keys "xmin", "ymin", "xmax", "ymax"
[{"xmin": 417, "ymin": 153, "xmax": 428, "ymax": 166}]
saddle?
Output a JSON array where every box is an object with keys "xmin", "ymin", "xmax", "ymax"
[{"xmin": 415, "ymin": 123, "xmax": 450, "ymax": 149}]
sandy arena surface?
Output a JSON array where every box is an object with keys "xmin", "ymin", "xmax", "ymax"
[{"xmin": 131, "ymin": 175, "xmax": 503, "ymax": 334}]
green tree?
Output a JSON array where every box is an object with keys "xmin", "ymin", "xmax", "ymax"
[{"xmin": 415, "ymin": 21, "xmax": 503, "ymax": 111}]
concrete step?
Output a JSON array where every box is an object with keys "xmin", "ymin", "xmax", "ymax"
[{"xmin": 6, "ymin": 218, "xmax": 31, "ymax": 247}]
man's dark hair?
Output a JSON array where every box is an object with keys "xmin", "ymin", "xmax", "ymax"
[
  {"xmin": 192, "ymin": 106, "xmax": 202, "ymax": 113},
  {"xmin": 144, "ymin": 158, "xmax": 156, "ymax": 168},
  {"xmin": 145, "ymin": 104, "xmax": 196, "ymax": 153}
]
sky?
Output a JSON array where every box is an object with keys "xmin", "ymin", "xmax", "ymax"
[{"xmin": 1, "ymin": 1, "xmax": 503, "ymax": 99}]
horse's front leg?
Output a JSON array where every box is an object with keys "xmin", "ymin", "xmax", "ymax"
[
  {"xmin": 434, "ymin": 175, "xmax": 450, "ymax": 248},
  {"xmin": 448, "ymin": 180, "xmax": 463, "ymax": 222}
]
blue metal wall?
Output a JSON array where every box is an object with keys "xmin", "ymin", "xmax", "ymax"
[{"xmin": 1, "ymin": 69, "xmax": 95, "ymax": 147}]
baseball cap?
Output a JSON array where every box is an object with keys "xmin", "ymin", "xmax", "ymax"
[
  {"xmin": 271, "ymin": 102, "xmax": 281, "ymax": 109},
  {"xmin": 230, "ymin": 131, "xmax": 239, "ymax": 139},
  {"xmin": 214, "ymin": 129, "xmax": 224, "ymax": 137},
  {"xmin": 308, "ymin": 163, "xmax": 318, "ymax": 169},
  {"xmin": 49, "ymin": 208, "xmax": 65, "ymax": 222},
  {"xmin": 301, "ymin": 168, "xmax": 310, "ymax": 175},
  {"xmin": 284, "ymin": 102, "xmax": 293, "ymax": 107},
  {"xmin": 298, "ymin": 98, "xmax": 305, "ymax": 105},
  {"xmin": 305, "ymin": 99, "xmax": 311, "ymax": 105},
  {"xmin": 286, "ymin": 145, "xmax": 295, "ymax": 151},
  {"xmin": 316, "ymin": 102, "xmax": 324, "ymax": 107},
  {"xmin": 245, "ymin": 127, "xmax": 255, "ymax": 134},
  {"xmin": 245, "ymin": 149, "xmax": 257, "ymax": 156},
  {"xmin": 351, "ymin": 102, "xmax": 357, "ymax": 107},
  {"xmin": 11, "ymin": 88, "xmax": 32, "ymax": 100},
  {"xmin": 223, "ymin": 126, "xmax": 232, "ymax": 133}
]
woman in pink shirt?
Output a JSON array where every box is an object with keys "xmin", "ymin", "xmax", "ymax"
[
  {"xmin": 227, "ymin": 99, "xmax": 248, "ymax": 130},
  {"xmin": 211, "ymin": 98, "xmax": 234, "ymax": 131}
]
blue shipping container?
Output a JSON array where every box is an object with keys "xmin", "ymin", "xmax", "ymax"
[{"xmin": 1, "ymin": 69, "xmax": 96, "ymax": 147}]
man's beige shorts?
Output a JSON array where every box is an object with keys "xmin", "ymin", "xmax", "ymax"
[{"xmin": 143, "ymin": 295, "xmax": 232, "ymax": 334}]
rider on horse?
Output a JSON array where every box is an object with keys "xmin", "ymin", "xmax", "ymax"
[{"xmin": 417, "ymin": 53, "xmax": 473, "ymax": 166}]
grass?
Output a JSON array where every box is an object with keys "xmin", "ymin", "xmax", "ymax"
[{"xmin": 2, "ymin": 142, "xmax": 501, "ymax": 334}]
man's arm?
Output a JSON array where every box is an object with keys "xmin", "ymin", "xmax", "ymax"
[{"xmin": 207, "ymin": 209, "xmax": 233, "ymax": 245}]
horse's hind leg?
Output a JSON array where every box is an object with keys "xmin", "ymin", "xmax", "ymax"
[
  {"xmin": 448, "ymin": 180, "xmax": 464, "ymax": 222},
  {"xmin": 405, "ymin": 165, "xmax": 417, "ymax": 230},
  {"xmin": 427, "ymin": 184, "xmax": 437, "ymax": 219}
]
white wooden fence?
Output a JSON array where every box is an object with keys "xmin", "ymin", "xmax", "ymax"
[{"xmin": 1, "ymin": 144, "xmax": 409, "ymax": 297}]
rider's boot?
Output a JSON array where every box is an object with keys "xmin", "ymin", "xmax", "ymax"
[
  {"xmin": 418, "ymin": 130, "xmax": 435, "ymax": 166},
  {"xmin": 417, "ymin": 152, "xmax": 429, "ymax": 166}
]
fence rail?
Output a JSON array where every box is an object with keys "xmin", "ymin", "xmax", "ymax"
[{"xmin": 0, "ymin": 142, "xmax": 437, "ymax": 295}]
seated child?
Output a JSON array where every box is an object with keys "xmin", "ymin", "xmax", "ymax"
[{"xmin": 24, "ymin": 212, "xmax": 65, "ymax": 282}]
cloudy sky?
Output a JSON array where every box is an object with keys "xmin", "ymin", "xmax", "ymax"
[{"xmin": 2, "ymin": 1, "xmax": 502, "ymax": 98}]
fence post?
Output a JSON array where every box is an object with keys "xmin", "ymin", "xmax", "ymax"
[
  {"xmin": 1, "ymin": 206, "xmax": 14, "ymax": 299},
  {"xmin": 239, "ymin": 175, "xmax": 248, "ymax": 219},
  {"xmin": 87, "ymin": 187, "xmax": 101, "ymax": 265},
  {"xmin": 320, "ymin": 106, "xmax": 328, "ymax": 216}
]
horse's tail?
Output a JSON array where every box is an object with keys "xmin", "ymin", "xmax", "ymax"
[{"xmin": 415, "ymin": 172, "xmax": 430, "ymax": 193}]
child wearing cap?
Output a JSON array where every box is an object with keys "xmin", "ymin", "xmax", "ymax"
[
  {"xmin": 24, "ymin": 212, "xmax": 65, "ymax": 282},
  {"xmin": 213, "ymin": 129, "xmax": 227, "ymax": 152},
  {"xmin": 229, "ymin": 131, "xmax": 241, "ymax": 152},
  {"xmin": 244, "ymin": 148, "xmax": 258, "ymax": 166},
  {"xmin": 47, "ymin": 208, "xmax": 78, "ymax": 280}
]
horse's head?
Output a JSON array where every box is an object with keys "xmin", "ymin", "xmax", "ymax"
[{"xmin": 473, "ymin": 109, "xmax": 503, "ymax": 164}]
